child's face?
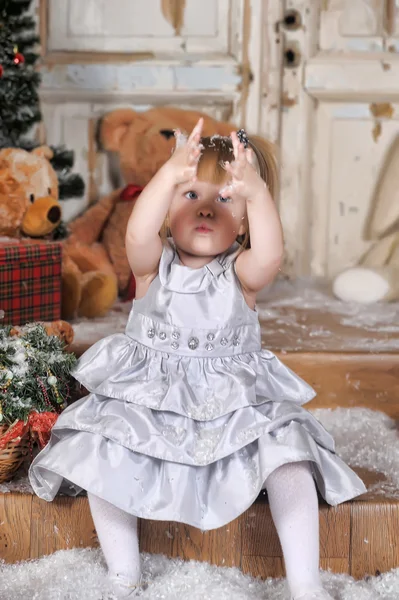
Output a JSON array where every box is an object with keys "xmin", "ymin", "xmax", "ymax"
[{"xmin": 168, "ymin": 180, "xmax": 247, "ymax": 257}]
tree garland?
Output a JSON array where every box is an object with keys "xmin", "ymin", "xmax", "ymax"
[{"xmin": 0, "ymin": 323, "xmax": 77, "ymax": 426}]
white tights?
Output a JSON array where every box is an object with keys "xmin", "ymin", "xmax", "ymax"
[
  {"xmin": 88, "ymin": 493, "xmax": 141, "ymax": 596},
  {"xmin": 265, "ymin": 461, "xmax": 328, "ymax": 599},
  {"xmin": 88, "ymin": 461, "xmax": 328, "ymax": 600}
]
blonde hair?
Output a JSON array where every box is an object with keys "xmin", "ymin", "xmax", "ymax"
[{"xmin": 160, "ymin": 133, "xmax": 278, "ymax": 249}]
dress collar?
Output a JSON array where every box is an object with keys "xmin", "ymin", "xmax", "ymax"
[{"xmin": 158, "ymin": 239, "xmax": 239, "ymax": 293}]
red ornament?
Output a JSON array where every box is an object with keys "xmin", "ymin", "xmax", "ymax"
[
  {"xmin": 0, "ymin": 65, "xmax": 3, "ymax": 77},
  {"xmin": 13, "ymin": 52, "xmax": 25, "ymax": 65}
]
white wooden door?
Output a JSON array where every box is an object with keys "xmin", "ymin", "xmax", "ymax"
[
  {"xmin": 35, "ymin": 0, "xmax": 272, "ymax": 222},
  {"xmin": 275, "ymin": 0, "xmax": 399, "ymax": 278}
]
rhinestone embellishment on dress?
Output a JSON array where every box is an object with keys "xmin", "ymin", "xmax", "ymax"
[
  {"xmin": 205, "ymin": 343, "xmax": 214, "ymax": 352},
  {"xmin": 159, "ymin": 332, "xmax": 167, "ymax": 340},
  {"xmin": 172, "ymin": 331, "xmax": 180, "ymax": 340},
  {"xmin": 147, "ymin": 328, "xmax": 155, "ymax": 338},
  {"xmin": 171, "ymin": 342, "xmax": 179, "ymax": 350},
  {"xmin": 207, "ymin": 333, "xmax": 215, "ymax": 341},
  {"xmin": 220, "ymin": 337, "xmax": 228, "ymax": 346},
  {"xmin": 232, "ymin": 336, "xmax": 240, "ymax": 346},
  {"xmin": 188, "ymin": 337, "xmax": 199, "ymax": 350}
]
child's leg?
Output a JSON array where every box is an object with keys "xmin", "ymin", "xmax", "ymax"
[
  {"xmin": 264, "ymin": 461, "xmax": 330, "ymax": 600},
  {"xmin": 88, "ymin": 493, "xmax": 141, "ymax": 595}
]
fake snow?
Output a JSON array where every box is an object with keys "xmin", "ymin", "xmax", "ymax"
[
  {"xmin": 72, "ymin": 301, "xmax": 131, "ymax": 346},
  {"xmin": 0, "ymin": 547, "xmax": 398, "ymax": 599},
  {"xmin": 71, "ymin": 278, "xmax": 399, "ymax": 352},
  {"xmin": 312, "ymin": 407, "xmax": 399, "ymax": 498},
  {"xmin": 257, "ymin": 278, "xmax": 399, "ymax": 352}
]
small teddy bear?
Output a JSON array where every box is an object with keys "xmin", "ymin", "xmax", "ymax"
[{"xmin": 0, "ymin": 146, "xmax": 118, "ymax": 319}]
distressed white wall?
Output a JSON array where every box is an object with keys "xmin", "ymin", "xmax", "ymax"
[
  {"xmin": 35, "ymin": 0, "xmax": 275, "ymax": 222},
  {"xmin": 276, "ymin": 0, "xmax": 399, "ymax": 277}
]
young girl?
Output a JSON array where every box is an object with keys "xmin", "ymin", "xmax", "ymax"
[{"xmin": 29, "ymin": 118, "xmax": 366, "ymax": 600}]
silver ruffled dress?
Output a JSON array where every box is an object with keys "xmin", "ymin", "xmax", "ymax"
[{"xmin": 29, "ymin": 242, "xmax": 366, "ymax": 530}]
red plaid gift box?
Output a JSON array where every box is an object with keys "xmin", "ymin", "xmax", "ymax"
[{"xmin": 0, "ymin": 239, "xmax": 62, "ymax": 325}]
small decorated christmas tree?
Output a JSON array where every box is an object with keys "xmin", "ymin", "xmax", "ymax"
[
  {"xmin": 0, "ymin": 0, "xmax": 84, "ymax": 199},
  {"xmin": 0, "ymin": 0, "xmax": 41, "ymax": 147},
  {"xmin": 0, "ymin": 323, "xmax": 77, "ymax": 452}
]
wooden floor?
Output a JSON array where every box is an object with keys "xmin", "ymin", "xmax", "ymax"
[{"xmin": 1, "ymin": 468, "xmax": 398, "ymax": 579}]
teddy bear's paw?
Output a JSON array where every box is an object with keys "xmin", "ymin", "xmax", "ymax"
[
  {"xmin": 78, "ymin": 271, "xmax": 118, "ymax": 319},
  {"xmin": 61, "ymin": 270, "xmax": 82, "ymax": 320}
]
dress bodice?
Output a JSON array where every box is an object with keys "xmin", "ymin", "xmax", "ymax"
[{"xmin": 125, "ymin": 241, "xmax": 261, "ymax": 358}]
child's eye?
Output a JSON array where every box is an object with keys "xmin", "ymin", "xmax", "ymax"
[
  {"xmin": 216, "ymin": 195, "xmax": 232, "ymax": 204},
  {"xmin": 185, "ymin": 191, "xmax": 198, "ymax": 200}
]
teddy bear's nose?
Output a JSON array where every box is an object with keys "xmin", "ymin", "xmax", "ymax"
[{"xmin": 47, "ymin": 206, "xmax": 61, "ymax": 223}]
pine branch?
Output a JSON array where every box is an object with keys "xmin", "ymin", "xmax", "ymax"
[{"xmin": 0, "ymin": 324, "xmax": 77, "ymax": 425}]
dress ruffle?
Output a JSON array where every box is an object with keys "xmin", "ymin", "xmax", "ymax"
[
  {"xmin": 72, "ymin": 334, "xmax": 316, "ymax": 421},
  {"xmin": 29, "ymin": 402, "xmax": 366, "ymax": 530},
  {"xmin": 47, "ymin": 394, "xmax": 335, "ymax": 466}
]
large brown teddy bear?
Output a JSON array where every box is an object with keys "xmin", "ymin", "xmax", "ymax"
[
  {"xmin": 0, "ymin": 146, "xmax": 118, "ymax": 319},
  {"xmin": 68, "ymin": 107, "xmax": 234, "ymax": 301}
]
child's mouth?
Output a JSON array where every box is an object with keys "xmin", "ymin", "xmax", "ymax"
[{"xmin": 196, "ymin": 225, "xmax": 212, "ymax": 233}]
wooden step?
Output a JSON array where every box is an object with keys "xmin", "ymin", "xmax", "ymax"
[
  {"xmin": 3, "ymin": 294, "xmax": 397, "ymax": 576},
  {"xmin": 277, "ymin": 352, "xmax": 399, "ymax": 421},
  {"xmin": 1, "ymin": 469, "xmax": 398, "ymax": 578}
]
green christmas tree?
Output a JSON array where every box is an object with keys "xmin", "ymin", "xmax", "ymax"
[{"xmin": 0, "ymin": 0, "xmax": 84, "ymax": 199}]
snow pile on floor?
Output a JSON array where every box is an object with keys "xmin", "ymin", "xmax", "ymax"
[
  {"xmin": 0, "ymin": 547, "xmax": 398, "ymax": 600},
  {"xmin": 313, "ymin": 407, "xmax": 399, "ymax": 498}
]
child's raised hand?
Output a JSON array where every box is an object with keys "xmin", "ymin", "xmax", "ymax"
[
  {"xmin": 220, "ymin": 131, "xmax": 264, "ymax": 200},
  {"xmin": 167, "ymin": 118, "xmax": 204, "ymax": 185}
]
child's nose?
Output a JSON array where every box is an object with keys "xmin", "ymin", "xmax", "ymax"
[{"xmin": 198, "ymin": 206, "xmax": 213, "ymax": 218}]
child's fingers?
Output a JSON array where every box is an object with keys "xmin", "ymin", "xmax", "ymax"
[
  {"xmin": 245, "ymin": 147, "xmax": 256, "ymax": 167},
  {"xmin": 219, "ymin": 182, "xmax": 233, "ymax": 197},
  {"xmin": 230, "ymin": 131, "xmax": 240, "ymax": 159},
  {"xmin": 188, "ymin": 118, "xmax": 204, "ymax": 144},
  {"xmin": 174, "ymin": 129, "xmax": 188, "ymax": 149},
  {"xmin": 187, "ymin": 147, "xmax": 201, "ymax": 166},
  {"xmin": 223, "ymin": 162, "xmax": 241, "ymax": 183},
  {"xmin": 237, "ymin": 143, "xmax": 246, "ymax": 166},
  {"xmin": 223, "ymin": 160, "xmax": 233, "ymax": 174},
  {"xmin": 226, "ymin": 159, "xmax": 245, "ymax": 181}
]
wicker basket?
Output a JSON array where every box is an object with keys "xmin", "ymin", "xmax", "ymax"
[{"xmin": 0, "ymin": 424, "xmax": 30, "ymax": 483}]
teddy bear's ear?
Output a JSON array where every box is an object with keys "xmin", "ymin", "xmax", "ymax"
[
  {"xmin": 32, "ymin": 145, "xmax": 54, "ymax": 160},
  {"xmin": 97, "ymin": 108, "xmax": 137, "ymax": 152}
]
